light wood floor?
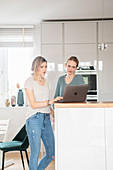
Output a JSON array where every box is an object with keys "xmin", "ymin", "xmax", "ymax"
[{"xmin": 4, "ymin": 152, "xmax": 55, "ymax": 170}]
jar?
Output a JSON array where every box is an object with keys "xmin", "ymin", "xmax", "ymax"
[
  {"xmin": 11, "ymin": 95, "xmax": 16, "ymax": 107},
  {"xmin": 5, "ymin": 99, "xmax": 10, "ymax": 107}
]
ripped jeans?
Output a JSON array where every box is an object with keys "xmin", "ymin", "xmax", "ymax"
[{"xmin": 26, "ymin": 112, "xmax": 55, "ymax": 170}]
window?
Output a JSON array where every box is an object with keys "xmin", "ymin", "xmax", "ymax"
[{"xmin": 0, "ymin": 26, "xmax": 34, "ymax": 106}]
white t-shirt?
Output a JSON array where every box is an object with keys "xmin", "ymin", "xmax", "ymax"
[{"xmin": 24, "ymin": 76, "xmax": 50, "ymax": 119}]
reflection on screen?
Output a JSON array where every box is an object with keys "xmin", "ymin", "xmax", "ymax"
[{"xmin": 83, "ymin": 77, "xmax": 88, "ymax": 85}]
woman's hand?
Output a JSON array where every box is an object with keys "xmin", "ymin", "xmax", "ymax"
[
  {"xmin": 49, "ymin": 96, "xmax": 63, "ymax": 105},
  {"xmin": 54, "ymin": 96, "xmax": 63, "ymax": 102}
]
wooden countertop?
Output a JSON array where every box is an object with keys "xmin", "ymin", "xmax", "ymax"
[{"xmin": 54, "ymin": 102, "xmax": 113, "ymax": 108}]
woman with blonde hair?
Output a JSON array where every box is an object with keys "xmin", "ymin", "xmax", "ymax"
[{"xmin": 24, "ymin": 56, "xmax": 62, "ymax": 170}]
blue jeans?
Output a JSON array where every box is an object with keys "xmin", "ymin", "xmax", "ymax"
[{"xmin": 26, "ymin": 112, "xmax": 55, "ymax": 170}]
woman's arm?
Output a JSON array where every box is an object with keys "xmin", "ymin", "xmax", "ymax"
[{"xmin": 25, "ymin": 88, "xmax": 63, "ymax": 109}]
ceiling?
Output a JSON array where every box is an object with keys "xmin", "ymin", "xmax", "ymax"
[{"xmin": 0, "ymin": 0, "xmax": 113, "ymax": 25}]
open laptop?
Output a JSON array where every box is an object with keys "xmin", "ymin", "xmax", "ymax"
[{"xmin": 55, "ymin": 84, "xmax": 89, "ymax": 103}]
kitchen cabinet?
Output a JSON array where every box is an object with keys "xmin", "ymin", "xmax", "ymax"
[
  {"xmin": 41, "ymin": 44, "xmax": 63, "ymax": 98},
  {"xmin": 98, "ymin": 21, "xmax": 113, "ymax": 101},
  {"xmin": 64, "ymin": 43, "xmax": 97, "ymax": 65},
  {"xmin": 105, "ymin": 108, "xmax": 113, "ymax": 170},
  {"xmin": 64, "ymin": 22, "xmax": 97, "ymax": 65},
  {"xmin": 41, "ymin": 22, "xmax": 98, "ymax": 99},
  {"xmin": 98, "ymin": 21, "xmax": 113, "ymax": 43},
  {"xmin": 55, "ymin": 102, "xmax": 113, "ymax": 170},
  {"xmin": 41, "ymin": 23, "xmax": 62, "ymax": 44},
  {"xmin": 41, "ymin": 21, "xmax": 113, "ymax": 101},
  {"xmin": 55, "ymin": 103, "xmax": 107, "ymax": 170},
  {"xmin": 41, "ymin": 23, "xmax": 64, "ymax": 98},
  {"xmin": 64, "ymin": 22, "xmax": 96, "ymax": 43}
]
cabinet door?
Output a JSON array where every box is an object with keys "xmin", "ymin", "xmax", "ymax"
[
  {"xmin": 64, "ymin": 22, "xmax": 96, "ymax": 43},
  {"xmin": 41, "ymin": 45, "xmax": 64, "ymax": 98},
  {"xmin": 98, "ymin": 21, "xmax": 113, "ymax": 43},
  {"xmin": 41, "ymin": 23, "xmax": 62, "ymax": 44},
  {"xmin": 98, "ymin": 44, "xmax": 113, "ymax": 101},
  {"xmin": 98, "ymin": 21, "xmax": 113, "ymax": 101},
  {"xmin": 55, "ymin": 107, "xmax": 105, "ymax": 170},
  {"xmin": 105, "ymin": 108, "xmax": 113, "ymax": 170},
  {"xmin": 64, "ymin": 44, "xmax": 97, "ymax": 66}
]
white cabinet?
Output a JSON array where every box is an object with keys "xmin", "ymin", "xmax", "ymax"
[
  {"xmin": 64, "ymin": 22, "xmax": 96, "ymax": 43},
  {"xmin": 55, "ymin": 107, "xmax": 105, "ymax": 170},
  {"xmin": 105, "ymin": 108, "xmax": 113, "ymax": 170}
]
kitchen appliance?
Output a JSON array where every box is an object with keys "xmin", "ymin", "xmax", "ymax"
[{"xmin": 76, "ymin": 67, "xmax": 97, "ymax": 101}]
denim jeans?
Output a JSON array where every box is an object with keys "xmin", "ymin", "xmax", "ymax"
[{"xmin": 26, "ymin": 112, "xmax": 55, "ymax": 170}]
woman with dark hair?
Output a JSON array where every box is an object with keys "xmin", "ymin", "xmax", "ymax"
[
  {"xmin": 54, "ymin": 56, "xmax": 85, "ymax": 98},
  {"xmin": 24, "ymin": 56, "xmax": 62, "ymax": 170}
]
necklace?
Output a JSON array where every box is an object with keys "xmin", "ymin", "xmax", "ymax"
[{"xmin": 39, "ymin": 77, "xmax": 43, "ymax": 82}]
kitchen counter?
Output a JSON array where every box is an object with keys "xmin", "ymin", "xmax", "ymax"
[
  {"xmin": 55, "ymin": 102, "xmax": 113, "ymax": 170},
  {"xmin": 55, "ymin": 102, "xmax": 113, "ymax": 108}
]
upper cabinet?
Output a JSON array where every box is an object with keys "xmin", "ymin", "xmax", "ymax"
[
  {"xmin": 41, "ymin": 23, "xmax": 62, "ymax": 44},
  {"xmin": 64, "ymin": 44, "xmax": 97, "ymax": 65},
  {"xmin": 98, "ymin": 21, "xmax": 113, "ymax": 43},
  {"xmin": 64, "ymin": 22, "xmax": 97, "ymax": 43}
]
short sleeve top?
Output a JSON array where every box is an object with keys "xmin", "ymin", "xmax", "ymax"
[{"xmin": 24, "ymin": 76, "xmax": 50, "ymax": 119}]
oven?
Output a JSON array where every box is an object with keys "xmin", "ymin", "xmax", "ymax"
[
  {"xmin": 82, "ymin": 74, "xmax": 97, "ymax": 101},
  {"xmin": 76, "ymin": 68, "xmax": 97, "ymax": 101}
]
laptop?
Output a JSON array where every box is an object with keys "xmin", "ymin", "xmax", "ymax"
[{"xmin": 55, "ymin": 84, "xmax": 89, "ymax": 103}]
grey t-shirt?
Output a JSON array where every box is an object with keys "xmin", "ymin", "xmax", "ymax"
[{"xmin": 24, "ymin": 76, "xmax": 50, "ymax": 119}]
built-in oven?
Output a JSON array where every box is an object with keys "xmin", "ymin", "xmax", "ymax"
[
  {"xmin": 82, "ymin": 74, "xmax": 97, "ymax": 101},
  {"xmin": 76, "ymin": 67, "xmax": 97, "ymax": 101}
]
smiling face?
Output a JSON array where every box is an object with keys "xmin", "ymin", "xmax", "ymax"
[
  {"xmin": 65, "ymin": 60, "xmax": 77, "ymax": 76},
  {"xmin": 38, "ymin": 62, "xmax": 47, "ymax": 77}
]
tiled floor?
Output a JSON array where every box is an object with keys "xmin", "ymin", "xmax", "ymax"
[{"xmin": 4, "ymin": 152, "xmax": 55, "ymax": 170}]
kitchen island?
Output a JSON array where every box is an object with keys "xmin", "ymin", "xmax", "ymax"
[{"xmin": 54, "ymin": 102, "xmax": 113, "ymax": 170}]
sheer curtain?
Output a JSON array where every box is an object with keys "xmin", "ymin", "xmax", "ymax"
[{"xmin": 0, "ymin": 26, "xmax": 34, "ymax": 106}]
